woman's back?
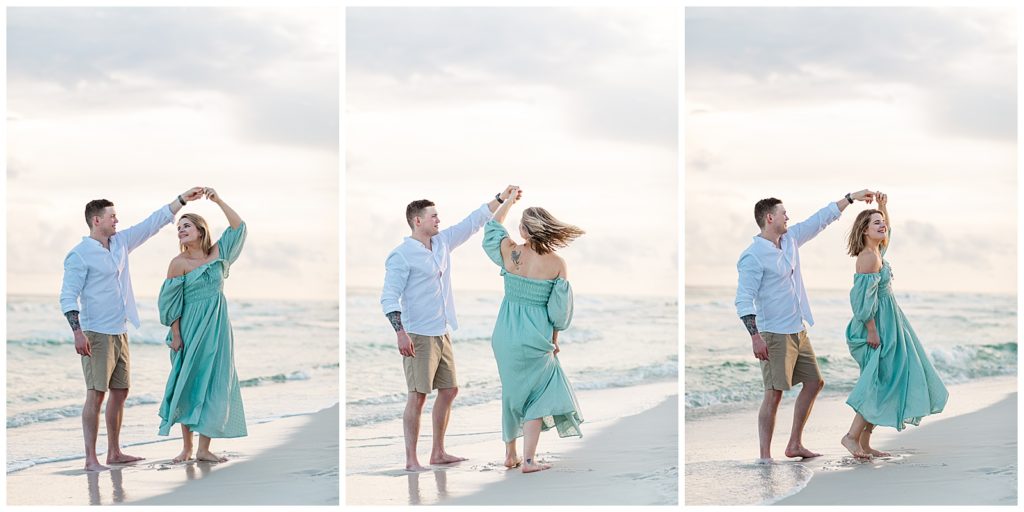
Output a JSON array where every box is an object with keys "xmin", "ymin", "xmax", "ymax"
[{"xmin": 501, "ymin": 242, "xmax": 565, "ymax": 281}]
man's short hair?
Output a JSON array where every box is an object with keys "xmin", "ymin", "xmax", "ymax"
[
  {"xmin": 406, "ymin": 199, "xmax": 435, "ymax": 229},
  {"xmin": 754, "ymin": 198, "xmax": 782, "ymax": 229},
  {"xmin": 84, "ymin": 199, "xmax": 114, "ymax": 228}
]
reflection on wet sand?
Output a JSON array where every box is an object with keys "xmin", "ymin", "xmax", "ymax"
[{"xmin": 82, "ymin": 459, "xmax": 224, "ymax": 505}]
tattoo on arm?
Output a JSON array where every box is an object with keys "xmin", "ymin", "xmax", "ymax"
[
  {"xmin": 740, "ymin": 314, "xmax": 758, "ymax": 336},
  {"xmin": 386, "ymin": 311, "xmax": 404, "ymax": 332},
  {"xmin": 511, "ymin": 249, "xmax": 521, "ymax": 266},
  {"xmin": 65, "ymin": 310, "xmax": 81, "ymax": 332}
]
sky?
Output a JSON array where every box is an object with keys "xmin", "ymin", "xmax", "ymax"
[
  {"xmin": 685, "ymin": 7, "xmax": 1017, "ymax": 295},
  {"xmin": 7, "ymin": 7, "xmax": 339, "ymax": 300},
  {"xmin": 346, "ymin": 7, "xmax": 679, "ymax": 297}
]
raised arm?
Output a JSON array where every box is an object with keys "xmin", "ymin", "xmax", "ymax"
[
  {"xmin": 876, "ymin": 191, "xmax": 890, "ymax": 233},
  {"xmin": 170, "ymin": 187, "xmax": 205, "ymax": 215},
  {"xmin": 204, "ymin": 188, "xmax": 242, "ymax": 228},
  {"xmin": 836, "ymin": 189, "xmax": 876, "ymax": 213},
  {"xmin": 492, "ymin": 186, "xmax": 521, "ymax": 224}
]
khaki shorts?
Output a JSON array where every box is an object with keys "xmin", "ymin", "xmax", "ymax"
[
  {"xmin": 81, "ymin": 331, "xmax": 130, "ymax": 392},
  {"xmin": 403, "ymin": 333, "xmax": 457, "ymax": 394},
  {"xmin": 760, "ymin": 330, "xmax": 821, "ymax": 391}
]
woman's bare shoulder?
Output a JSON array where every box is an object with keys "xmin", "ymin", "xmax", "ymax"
[{"xmin": 855, "ymin": 250, "xmax": 882, "ymax": 274}]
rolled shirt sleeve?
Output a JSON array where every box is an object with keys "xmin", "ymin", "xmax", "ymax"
[
  {"xmin": 117, "ymin": 204, "xmax": 175, "ymax": 253},
  {"xmin": 735, "ymin": 252, "xmax": 762, "ymax": 318},
  {"xmin": 381, "ymin": 251, "xmax": 410, "ymax": 315},
  {"xmin": 59, "ymin": 252, "xmax": 87, "ymax": 315},
  {"xmin": 438, "ymin": 204, "xmax": 493, "ymax": 251},
  {"xmin": 787, "ymin": 202, "xmax": 841, "ymax": 247}
]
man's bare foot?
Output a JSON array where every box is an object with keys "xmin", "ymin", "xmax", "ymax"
[
  {"xmin": 106, "ymin": 453, "xmax": 144, "ymax": 464},
  {"xmin": 429, "ymin": 453, "xmax": 467, "ymax": 465},
  {"xmin": 784, "ymin": 445, "xmax": 822, "ymax": 459},
  {"xmin": 862, "ymin": 447, "xmax": 891, "ymax": 457},
  {"xmin": 754, "ymin": 457, "xmax": 773, "ymax": 465},
  {"xmin": 195, "ymin": 450, "xmax": 227, "ymax": 463},
  {"xmin": 172, "ymin": 448, "xmax": 193, "ymax": 463},
  {"xmin": 522, "ymin": 459, "xmax": 551, "ymax": 474},
  {"xmin": 405, "ymin": 462, "xmax": 428, "ymax": 472},
  {"xmin": 841, "ymin": 434, "xmax": 871, "ymax": 459},
  {"xmin": 85, "ymin": 460, "xmax": 109, "ymax": 472},
  {"xmin": 504, "ymin": 455, "xmax": 522, "ymax": 468}
]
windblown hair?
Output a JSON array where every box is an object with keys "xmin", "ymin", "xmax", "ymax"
[
  {"xmin": 84, "ymin": 199, "xmax": 114, "ymax": 228},
  {"xmin": 405, "ymin": 199, "xmax": 435, "ymax": 229},
  {"xmin": 179, "ymin": 213, "xmax": 214, "ymax": 256},
  {"xmin": 520, "ymin": 207, "xmax": 584, "ymax": 255},
  {"xmin": 753, "ymin": 197, "xmax": 782, "ymax": 229},
  {"xmin": 846, "ymin": 209, "xmax": 888, "ymax": 257}
]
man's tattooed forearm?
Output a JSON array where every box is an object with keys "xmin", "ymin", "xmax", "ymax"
[
  {"xmin": 740, "ymin": 314, "xmax": 758, "ymax": 336},
  {"xmin": 65, "ymin": 310, "xmax": 81, "ymax": 332},
  {"xmin": 386, "ymin": 311, "xmax": 404, "ymax": 332}
]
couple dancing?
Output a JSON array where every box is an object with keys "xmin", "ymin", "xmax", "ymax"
[
  {"xmin": 60, "ymin": 187, "xmax": 247, "ymax": 471},
  {"xmin": 381, "ymin": 186, "xmax": 584, "ymax": 474},
  {"xmin": 735, "ymin": 190, "xmax": 948, "ymax": 462}
]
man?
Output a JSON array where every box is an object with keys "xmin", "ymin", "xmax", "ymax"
[
  {"xmin": 381, "ymin": 185, "xmax": 521, "ymax": 472},
  {"xmin": 735, "ymin": 189, "xmax": 874, "ymax": 461},
  {"xmin": 60, "ymin": 187, "xmax": 204, "ymax": 471}
]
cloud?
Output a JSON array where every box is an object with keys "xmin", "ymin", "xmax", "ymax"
[
  {"xmin": 686, "ymin": 7, "xmax": 1016, "ymax": 141},
  {"xmin": 347, "ymin": 7, "xmax": 676, "ymax": 148},
  {"xmin": 7, "ymin": 7, "xmax": 338, "ymax": 150}
]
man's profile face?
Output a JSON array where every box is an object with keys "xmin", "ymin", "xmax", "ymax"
[
  {"xmin": 415, "ymin": 206, "xmax": 440, "ymax": 236},
  {"xmin": 768, "ymin": 204, "xmax": 789, "ymax": 234},
  {"xmin": 93, "ymin": 207, "xmax": 119, "ymax": 236}
]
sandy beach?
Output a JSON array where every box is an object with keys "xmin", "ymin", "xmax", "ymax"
[
  {"xmin": 346, "ymin": 381, "xmax": 678, "ymax": 506},
  {"xmin": 685, "ymin": 375, "xmax": 1017, "ymax": 505},
  {"xmin": 6, "ymin": 404, "xmax": 339, "ymax": 506}
]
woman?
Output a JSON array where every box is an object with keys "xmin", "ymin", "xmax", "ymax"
[
  {"xmin": 158, "ymin": 187, "xmax": 247, "ymax": 463},
  {"xmin": 842, "ymin": 192, "xmax": 948, "ymax": 459},
  {"xmin": 482, "ymin": 187, "xmax": 585, "ymax": 474}
]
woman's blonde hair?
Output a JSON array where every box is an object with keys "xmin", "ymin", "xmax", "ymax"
[
  {"xmin": 179, "ymin": 213, "xmax": 213, "ymax": 256},
  {"xmin": 520, "ymin": 207, "xmax": 584, "ymax": 255},
  {"xmin": 847, "ymin": 209, "xmax": 888, "ymax": 257}
]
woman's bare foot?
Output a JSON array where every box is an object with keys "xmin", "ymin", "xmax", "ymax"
[
  {"xmin": 841, "ymin": 434, "xmax": 871, "ymax": 459},
  {"xmin": 172, "ymin": 447, "xmax": 193, "ymax": 463},
  {"xmin": 195, "ymin": 450, "xmax": 227, "ymax": 463},
  {"xmin": 84, "ymin": 460, "xmax": 109, "ymax": 472},
  {"xmin": 504, "ymin": 454, "xmax": 522, "ymax": 468},
  {"xmin": 521, "ymin": 458, "xmax": 551, "ymax": 474}
]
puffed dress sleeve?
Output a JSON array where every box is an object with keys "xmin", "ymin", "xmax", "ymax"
[
  {"xmin": 218, "ymin": 222, "xmax": 248, "ymax": 265},
  {"xmin": 158, "ymin": 276, "xmax": 185, "ymax": 347},
  {"xmin": 846, "ymin": 272, "xmax": 881, "ymax": 368},
  {"xmin": 547, "ymin": 278, "xmax": 574, "ymax": 331},
  {"xmin": 482, "ymin": 220, "xmax": 509, "ymax": 267}
]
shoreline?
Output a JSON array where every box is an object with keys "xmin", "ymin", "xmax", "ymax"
[
  {"xmin": 6, "ymin": 404, "xmax": 340, "ymax": 506},
  {"xmin": 685, "ymin": 375, "xmax": 1017, "ymax": 506},
  {"xmin": 777, "ymin": 391, "xmax": 1016, "ymax": 505},
  {"xmin": 346, "ymin": 381, "xmax": 678, "ymax": 505}
]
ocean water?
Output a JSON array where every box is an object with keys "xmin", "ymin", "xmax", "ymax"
[
  {"xmin": 685, "ymin": 286, "xmax": 1016, "ymax": 413},
  {"xmin": 6, "ymin": 295, "xmax": 339, "ymax": 473},
  {"xmin": 346, "ymin": 287, "xmax": 678, "ymax": 431}
]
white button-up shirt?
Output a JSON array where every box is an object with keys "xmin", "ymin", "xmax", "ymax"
[
  {"xmin": 381, "ymin": 204, "xmax": 493, "ymax": 336},
  {"xmin": 735, "ymin": 202, "xmax": 841, "ymax": 334},
  {"xmin": 60, "ymin": 205, "xmax": 175, "ymax": 335}
]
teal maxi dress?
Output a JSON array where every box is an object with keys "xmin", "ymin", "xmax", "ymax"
[
  {"xmin": 483, "ymin": 220, "xmax": 583, "ymax": 443},
  {"xmin": 846, "ymin": 230, "xmax": 948, "ymax": 431},
  {"xmin": 157, "ymin": 223, "xmax": 248, "ymax": 438}
]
